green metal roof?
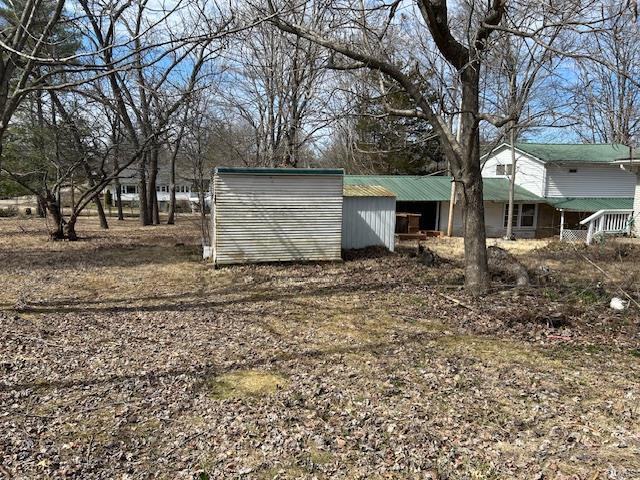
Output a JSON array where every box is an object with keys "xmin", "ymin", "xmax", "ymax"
[
  {"xmin": 514, "ymin": 143, "xmax": 630, "ymax": 164},
  {"xmin": 547, "ymin": 197, "xmax": 634, "ymax": 212},
  {"xmin": 344, "ymin": 175, "xmax": 544, "ymax": 202},
  {"xmin": 214, "ymin": 167, "xmax": 344, "ymax": 175}
]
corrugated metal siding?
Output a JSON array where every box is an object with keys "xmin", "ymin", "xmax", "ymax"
[
  {"xmin": 344, "ymin": 175, "xmax": 543, "ymax": 202},
  {"xmin": 545, "ymin": 165, "xmax": 636, "ymax": 197},
  {"xmin": 515, "ymin": 143, "xmax": 629, "ymax": 163},
  {"xmin": 548, "ymin": 197, "xmax": 633, "ymax": 212},
  {"xmin": 343, "ymin": 185, "xmax": 395, "ymax": 197},
  {"xmin": 342, "ymin": 197, "xmax": 395, "ymax": 251},
  {"xmin": 213, "ymin": 173, "xmax": 343, "ymax": 265}
]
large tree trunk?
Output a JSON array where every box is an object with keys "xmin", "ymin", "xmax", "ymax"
[
  {"xmin": 167, "ymin": 153, "xmax": 176, "ymax": 224},
  {"xmin": 198, "ymin": 187, "xmax": 207, "ymax": 242},
  {"xmin": 505, "ymin": 127, "xmax": 517, "ymax": 240},
  {"xmin": 138, "ymin": 154, "xmax": 150, "ymax": 225},
  {"xmin": 459, "ymin": 69, "xmax": 490, "ymax": 295},
  {"xmin": 459, "ymin": 173, "xmax": 490, "ymax": 295},
  {"xmin": 44, "ymin": 193, "xmax": 64, "ymax": 240},
  {"xmin": 63, "ymin": 216, "xmax": 78, "ymax": 241},
  {"xmin": 147, "ymin": 146, "xmax": 160, "ymax": 225},
  {"xmin": 94, "ymin": 194, "xmax": 109, "ymax": 229},
  {"xmin": 113, "ymin": 154, "xmax": 124, "ymax": 221}
]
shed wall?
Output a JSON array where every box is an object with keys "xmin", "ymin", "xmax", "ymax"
[
  {"xmin": 213, "ymin": 173, "xmax": 343, "ymax": 265},
  {"xmin": 342, "ymin": 196, "xmax": 395, "ymax": 251}
]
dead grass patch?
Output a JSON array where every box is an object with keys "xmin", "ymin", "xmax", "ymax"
[{"xmin": 207, "ymin": 370, "xmax": 289, "ymax": 399}]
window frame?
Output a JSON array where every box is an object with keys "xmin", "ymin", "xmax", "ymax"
[
  {"xmin": 496, "ymin": 163, "xmax": 513, "ymax": 176},
  {"xmin": 503, "ymin": 203, "xmax": 538, "ymax": 229}
]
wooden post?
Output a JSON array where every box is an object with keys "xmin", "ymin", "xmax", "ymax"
[
  {"xmin": 447, "ymin": 112, "xmax": 462, "ymax": 237},
  {"xmin": 559, "ymin": 209, "xmax": 564, "ymax": 240},
  {"xmin": 447, "ymin": 180, "xmax": 456, "ymax": 236},
  {"xmin": 587, "ymin": 220, "xmax": 594, "ymax": 245}
]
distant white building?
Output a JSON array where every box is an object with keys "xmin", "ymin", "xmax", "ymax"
[{"xmin": 105, "ymin": 166, "xmax": 206, "ymax": 209}]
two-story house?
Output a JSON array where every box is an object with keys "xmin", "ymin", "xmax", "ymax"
[{"xmin": 481, "ymin": 143, "xmax": 636, "ymax": 237}]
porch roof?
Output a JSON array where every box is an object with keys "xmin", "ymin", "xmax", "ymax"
[{"xmin": 548, "ymin": 197, "xmax": 634, "ymax": 212}]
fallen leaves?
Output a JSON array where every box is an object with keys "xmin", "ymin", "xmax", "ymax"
[{"xmin": 0, "ymin": 217, "xmax": 638, "ymax": 479}]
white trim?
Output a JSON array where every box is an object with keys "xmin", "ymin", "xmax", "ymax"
[
  {"xmin": 481, "ymin": 143, "xmax": 546, "ymax": 166},
  {"xmin": 502, "ymin": 202, "xmax": 538, "ymax": 230}
]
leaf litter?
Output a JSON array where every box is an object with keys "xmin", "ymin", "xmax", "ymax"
[{"xmin": 0, "ymin": 217, "xmax": 638, "ymax": 479}]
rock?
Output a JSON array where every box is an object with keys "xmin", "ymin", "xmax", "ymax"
[{"xmin": 610, "ymin": 297, "xmax": 628, "ymax": 311}]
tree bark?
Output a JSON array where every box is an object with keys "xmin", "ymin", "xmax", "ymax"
[
  {"xmin": 147, "ymin": 146, "xmax": 160, "ymax": 225},
  {"xmin": 63, "ymin": 217, "xmax": 78, "ymax": 241},
  {"xmin": 505, "ymin": 127, "xmax": 517, "ymax": 240},
  {"xmin": 138, "ymin": 154, "xmax": 150, "ymax": 225},
  {"xmin": 113, "ymin": 144, "xmax": 124, "ymax": 221},
  {"xmin": 94, "ymin": 194, "xmax": 109, "ymax": 229},
  {"xmin": 459, "ymin": 69, "xmax": 489, "ymax": 295},
  {"xmin": 460, "ymin": 173, "xmax": 490, "ymax": 295},
  {"xmin": 167, "ymin": 152, "xmax": 176, "ymax": 224},
  {"xmin": 44, "ymin": 192, "xmax": 65, "ymax": 240}
]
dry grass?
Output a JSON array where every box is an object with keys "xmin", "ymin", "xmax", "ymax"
[
  {"xmin": 1, "ymin": 216, "xmax": 639, "ymax": 479},
  {"xmin": 207, "ymin": 370, "xmax": 289, "ymax": 399}
]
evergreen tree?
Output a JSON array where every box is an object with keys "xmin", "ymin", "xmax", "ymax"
[{"xmin": 353, "ymin": 75, "xmax": 445, "ymax": 175}]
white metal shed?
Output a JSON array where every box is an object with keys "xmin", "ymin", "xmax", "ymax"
[
  {"xmin": 212, "ymin": 167, "xmax": 344, "ymax": 265},
  {"xmin": 342, "ymin": 185, "xmax": 396, "ymax": 252}
]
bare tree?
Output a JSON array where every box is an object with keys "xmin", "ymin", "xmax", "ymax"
[
  {"xmin": 569, "ymin": 3, "xmax": 640, "ymax": 145},
  {"xmin": 482, "ymin": 11, "xmax": 565, "ymax": 240},
  {"xmin": 0, "ymin": 0, "xmax": 70, "ymax": 170},
  {"xmin": 223, "ymin": 3, "xmax": 332, "ymax": 167},
  {"xmin": 77, "ymin": 0, "xmax": 232, "ymax": 226}
]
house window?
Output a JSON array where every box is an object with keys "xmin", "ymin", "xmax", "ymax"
[
  {"xmin": 520, "ymin": 204, "xmax": 536, "ymax": 227},
  {"xmin": 569, "ymin": 168, "xmax": 577, "ymax": 173},
  {"xmin": 504, "ymin": 203, "xmax": 537, "ymax": 228},
  {"xmin": 496, "ymin": 164, "xmax": 513, "ymax": 175},
  {"xmin": 124, "ymin": 185, "xmax": 136, "ymax": 194}
]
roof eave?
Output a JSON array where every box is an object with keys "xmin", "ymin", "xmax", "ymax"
[{"xmin": 481, "ymin": 142, "xmax": 544, "ymax": 164}]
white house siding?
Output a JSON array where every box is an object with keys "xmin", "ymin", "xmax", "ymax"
[
  {"xmin": 634, "ymin": 175, "xmax": 640, "ymax": 237},
  {"xmin": 342, "ymin": 196, "xmax": 395, "ymax": 251},
  {"xmin": 545, "ymin": 164, "xmax": 636, "ymax": 198},
  {"xmin": 212, "ymin": 172, "xmax": 343, "ymax": 265},
  {"xmin": 482, "ymin": 148, "xmax": 546, "ymax": 197},
  {"xmin": 438, "ymin": 201, "xmax": 537, "ymax": 239}
]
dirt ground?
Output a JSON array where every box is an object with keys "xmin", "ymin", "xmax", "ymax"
[{"xmin": 0, "ymin": 216, "xmax": 639, "ymax": 479}]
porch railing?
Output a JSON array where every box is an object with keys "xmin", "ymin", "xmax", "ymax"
[{"xmin": 578, "ymin": 209, "xmax": 634, "ymax": 245}]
